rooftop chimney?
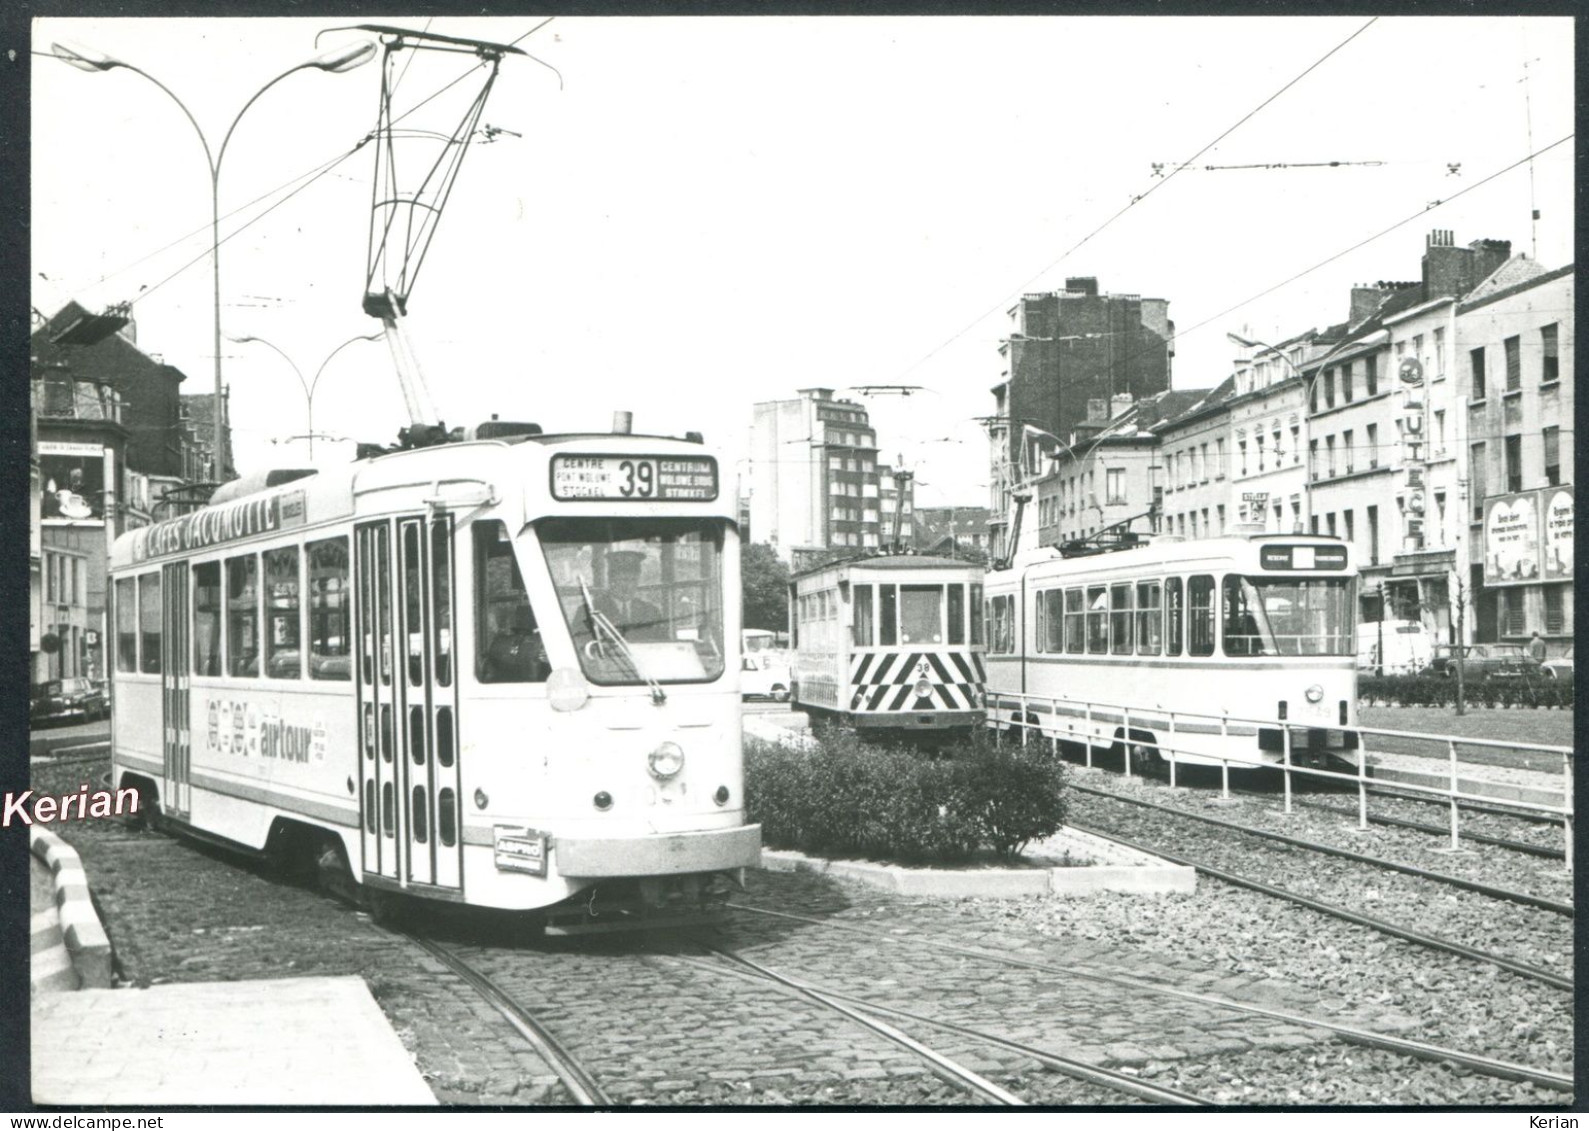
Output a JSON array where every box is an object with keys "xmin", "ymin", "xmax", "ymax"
[
  {"xmin": 1087, "ymin": 397, "xmax": 1110, "ymax": 423},
  {"xmin": 1110, "ymin": 393, "xmax": 1133, "ymax": 419},
  {"xmin": 1064, "ymin": 276, "xmax": 1099, "ymax": 297}
]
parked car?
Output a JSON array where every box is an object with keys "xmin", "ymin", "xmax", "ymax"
[
  {"xmin": 1420, "ymin": 643, "xmax": 1542, "ymax": 681},
  {"xmin": 1542, "ymin": 646, "xmax": 1574, "ymax": 681},
  {"xmin": 30, "ymin": 677, "xmax": 109, "ymax": 726},
  {"xmin": 740, "ymin": 654, "xmax": 792, "ymax": 702}
]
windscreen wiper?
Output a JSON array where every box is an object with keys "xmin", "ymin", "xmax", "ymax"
[{"xmin": 578, "ymin": 578, "xmax": 667, "ymax": 704}]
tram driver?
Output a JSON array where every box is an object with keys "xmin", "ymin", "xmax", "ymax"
[
  {"xmin": 485, "ymin": 601, "xmax": 550, "ymax": 682},
  {"xmin": 595, "ymin": 549, "xmax": 668, "ymax": 643}
]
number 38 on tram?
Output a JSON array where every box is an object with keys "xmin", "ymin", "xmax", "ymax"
[{"xmin": 107, "ymin": 421, "xmax": 760, "ymax": 930}]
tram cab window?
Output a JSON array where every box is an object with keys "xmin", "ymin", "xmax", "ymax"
[
  {"xmin": 1188, "ymin": 574, "xmax": 1216, "ymax": 657},
  {"xmin": 969, "ymin": 583, "xmax": 984, "ymax": 646},
  {"xmin": 1165, "ymin": 577, "xmax": 1184, "ymax": 656},
  {"xmin": 193, "ymin": 562, "xmax": 223, "ymax": 677},
  {"xmin": 227, "ymin": 555, "xmax": 260, "ymax": 677},
  {"xmin": 948, "ymin": 584, "xmax": 965, "ymax": 646},
  {"xmin": 115, "ymin": 577, "xmax": 137, "ymax": 672},
  {"xmin": 539, "ymin": 517, "xmax": 727, "ymax": 686},
  {"xmin": 1085, "ymin": 586, "xmax": 1108, "ymax": 654},
  {"xmin": 138, "ymin": 573, "xmax": 161, "ymax": 674},
  {"xmin": 474, "ymin": 521, "xmax": 548, "ymax": 684},
  {"xmin": 1064, "ymin": 589, "xmax": 1085, "ymax": 653},
  {"xmin": 900, "ymin": 585, "xmax": 943, "ymax": 645},
  {"xmin": 308, "ymin": 538, "xmax": 351, "ymax": 680},
  {"xmin": 1222, "ymin": 574, "xmax": 1264, "ymax": 657},
  {"xmin": 852, "ymin": 585, "xmax": 874, "ymax": 647},
  {"xmin": 1136, "ymin": 581, "xmax": 1162, "ymax": 655},
  {"xmin": 1110, "ymin": 583, "xmax": 1134, "ymax": 654},
  {"xmin": 1224, "ymin": 573, "xmax": 1355, "ymax": 657},
  {"xmin": 264, "ymin": 547, "xmax": 301, "ymax": 679}
]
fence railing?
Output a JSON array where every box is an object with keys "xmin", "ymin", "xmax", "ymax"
[{"xmin": 985, "ymin": 689, "xmax": 1573, "ymax": 871}]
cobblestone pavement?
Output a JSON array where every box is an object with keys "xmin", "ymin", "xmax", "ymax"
[{"xmin": 39, "ymin": 754, "xmax": 1421, "ymax": 1106}]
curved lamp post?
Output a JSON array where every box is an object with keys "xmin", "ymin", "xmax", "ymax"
[
  {"xmin": 230, "ymin": 333, "xmax": 383, "ymax": 459},
  {"xmin": 51, "ymin": 38, "xmax": 376, "ymax": 482},
  {"xmin": 1227, "ymin": 330, "xmax": 1360, "ymax": 530}
]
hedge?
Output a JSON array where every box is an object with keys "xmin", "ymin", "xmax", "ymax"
[
  {"xmin": 745, "ymin": 724, "xmax": 1068, "ymax": 864},
  {"xmin": 1358, "ymin": 673, "xmax": 1574, "ymax": 709}
]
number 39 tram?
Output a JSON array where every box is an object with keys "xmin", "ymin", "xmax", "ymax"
[{"xmin": 107, "ymin": 424, "xmax": 760, "ymax": 929}]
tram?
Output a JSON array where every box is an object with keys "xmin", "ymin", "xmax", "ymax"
[
  {"xmin": 790, "ymin": 554, "xmax": 986, "ymax": 732},
  {"xmin": 984, "ymin": 531, "xmax": 1360, "ymax": 769},
  {"xmin": 107, "ymin": 422, "xmax": 760, "ymax": 928}
]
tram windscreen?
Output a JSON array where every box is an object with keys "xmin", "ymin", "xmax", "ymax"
[
  {"xmin": 1223, "ymin": 575, "xmax": 1355, "ymax": 657},
  {"xmin": 539, "ymin": 517, "xmax": 726, "ymax": 685}
]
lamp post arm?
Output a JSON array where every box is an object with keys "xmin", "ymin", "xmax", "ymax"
[
  {"xmin": 308, "ymin": 334, "xmax": 384, "ymax": 408},
  {"xmin": 241, "ymin": 336, "xmax": 311, "ymax": 405},
  {"xmin": 112, "ymin": 63, "xmax": 218, "ymax": 176},
  {"xmin": 215, "ymin": 62, "xmax": 320, "ymax": 177}
]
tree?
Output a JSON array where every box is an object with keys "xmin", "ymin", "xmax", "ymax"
[{"xmin": 741, "ymin": 542, "xmax": 790, "ymax": 633}]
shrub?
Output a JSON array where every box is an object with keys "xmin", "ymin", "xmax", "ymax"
[
  {"xmin": 1358, "ymin": 673, "xmax": 1572, "ymax": 709},
  {"xmin": 744, "ymin": 724, "xmax": 1067, "ymax": 865}
]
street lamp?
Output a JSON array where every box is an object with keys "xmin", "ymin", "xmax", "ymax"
[
  {"xmin": 51, "ymin": 38, "xmax": 376, "ymax": 483},
  {"xmin": 1227, "ymin": 330, "xmax": 1360, "ymax": 530},
  {"xmin": 230, "ymin": 333, "xmax": 383, "ymax": 459}
]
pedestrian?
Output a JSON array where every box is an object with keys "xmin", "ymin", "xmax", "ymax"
[{"xmin": 1528, "ymin": 631, "xmax": 1547, "ymax": 663}]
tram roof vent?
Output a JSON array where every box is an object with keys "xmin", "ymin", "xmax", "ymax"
[
  {"xmin": 208, "ymin": 468, "xmax": 317, "ymax": 506},
  {"xmin": 460, "ymin": 419, "xmax": 542, "ymax": 442}
]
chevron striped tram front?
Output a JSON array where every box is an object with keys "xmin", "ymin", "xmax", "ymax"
[{"xmin": 849, "ymin": 650, "xmax": 985, "ymax": 721}]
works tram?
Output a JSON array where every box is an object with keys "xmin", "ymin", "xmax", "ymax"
[
  {"xmin": 790, "ymin": 555, "xmax": 986, "ymax": 733},
  {"xmin": 984, "ymin": 532, "xmax": 1361, "ymax": 769},
  {"xmin": 108, "ymin": 423, "xmax": 760, "ymax": 928}
]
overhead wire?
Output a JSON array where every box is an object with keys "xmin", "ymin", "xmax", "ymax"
[{"xmin": 892, "ymin": 16, "xmax": 1382, "ymax": 385}]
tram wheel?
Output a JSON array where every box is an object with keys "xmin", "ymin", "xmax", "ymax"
[{"xmin": 315, "ymin": 840, "xmax": 362, "ymax": 909}]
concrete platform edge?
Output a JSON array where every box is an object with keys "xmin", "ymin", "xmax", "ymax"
[{"xmin": 30, "ymin": 828, "xmax": 113, "ymax": 989}]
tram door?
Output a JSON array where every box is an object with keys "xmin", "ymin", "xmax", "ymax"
[
  {"xmin": 160, "ymin": 563, "xmax": 191, "ymax": 819},
  {"xmin": 355, "ymin": 517, "xmax": 463, "ymax": 890}
]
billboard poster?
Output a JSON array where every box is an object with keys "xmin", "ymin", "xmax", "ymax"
[
  {"xmin": 1541, "ymin": 486, "xmax": 1574, "ymax": 581},
  {"xmin": 1482, "ymin": 491, "xmax": 1541, "ymax": 586},
  {"xmin": 39, "ymin": 441, "xmax": 107, "ymax": 526}
]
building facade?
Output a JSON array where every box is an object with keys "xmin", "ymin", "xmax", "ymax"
[{"xmin": 749, "ymin": 388, "xmax": 913, "ymax": 561}]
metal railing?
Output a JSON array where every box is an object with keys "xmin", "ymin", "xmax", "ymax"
[{"xmin": 985, "ymin": 688, "xmax": 1574, "ymax": 870}]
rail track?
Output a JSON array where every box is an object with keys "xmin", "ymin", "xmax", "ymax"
[
  {"xmin": 407, "ymin": 935, "xmax": 612, "ymax": 1106},
  {"xmin": 725, "ymin": 903, "xmax": 1573, "ymax": 1095},
  {"xmin": 1069, "ymin": 782, "xmax": 1572, "ymax": 917},
  {"xmin": 1274, "ymin": 794, "xmax": 1564, "ymax": 859},
  {"xmin": 673, "ymin": 942, "xmax": 1211, "ymax": 1106}
]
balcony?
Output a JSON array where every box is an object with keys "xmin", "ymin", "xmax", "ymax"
[{"xmin": 38, "ymin": 380, "xmax": 122, "ymax": 423}]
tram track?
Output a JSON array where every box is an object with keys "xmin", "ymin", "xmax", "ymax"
[
  {"xmin": 723, "ymin": 902, "xmax": 1574, "ymax": 1095},
  {"xmin": 668, "ymin": 943, "xmax": 1211, "ymax": 1106},
  {"xmin": 1068, "ymin": 782, "xmax": 1572, "ymax": 916},
  {"xmin": 1271, "ymin": 794, "xmax": 1564, "ymax": 859}
]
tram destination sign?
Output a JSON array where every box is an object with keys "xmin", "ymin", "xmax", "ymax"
[
  {"xmin": 550, "ymin": 454, "xmax": 718, "ymax": 501},
  {"xmin": 131, "ymin": 490, "xmax": 307, "ymax": 562},
  {"xmin": 1260, "ymin": 544, "xmax": 1348, "ymax": 571}
]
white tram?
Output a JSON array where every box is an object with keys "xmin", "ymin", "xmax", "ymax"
[
  {"xmin": 984, "ymin": 534, "xmax": 1360, "ymax": 768},
  {"xmin": 107, "ymin": 424, "xmax": 760, "ymax": 926},
  {"xmin": 790, "ymin": 555, "xmax": 986, "ymax": 732}
]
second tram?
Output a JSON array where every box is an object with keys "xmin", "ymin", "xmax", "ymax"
[{"xmin": 984, "ymin": 533, "xmax": 1360, "ymax": 769}]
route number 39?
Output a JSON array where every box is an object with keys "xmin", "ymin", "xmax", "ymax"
[{"xmin": 619, "ymin": 459, "xmax": 655, "ymax": 497}]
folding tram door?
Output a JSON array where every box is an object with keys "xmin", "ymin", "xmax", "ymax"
[
  {"xmin": 354, "ymin": 515, "xmax": 463, "ymax": 894},
  {"xmin": 159, "ymin": 562, "xmax": 191, "ymax": 820}
]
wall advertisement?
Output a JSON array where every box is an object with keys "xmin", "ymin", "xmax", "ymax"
[
  {"xmin": 1483, "ymin": 486, "xmax": 1572, "ymax": 586},
  {"xmin": 39, "ymin": 441, "xmax": 109, "ymax": 526}
]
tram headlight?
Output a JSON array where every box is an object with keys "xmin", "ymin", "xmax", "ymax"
[
  {"xmin": 913, "ymin": 678, "xmax": 932, "ymax": 699},
  {"xmin": 648, "ymin": 742, "xmax": 685, "ymax": 780},
  {"xmin": 1305, "ymin": 684, "xmax": 1325, "ymax": 704}
]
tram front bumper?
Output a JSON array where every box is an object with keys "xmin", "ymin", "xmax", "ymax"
[{"xmin": 552, "ymin": 823, "xmax": 763, "ymax": 878}]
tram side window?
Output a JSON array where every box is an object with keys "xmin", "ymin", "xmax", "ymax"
[
  {"xmin": 1086, "ymin": 586, "xmax": 1108, "ymax": 654},
  {"xmin": 989, "ymin": 594, "xmax": 1014, "ymax": 654},
  {"xmin": 193, "ymin": 562, "xmax": 223, "ymax": 677},
  {"xmin": 308, "ymin": 537, "xmax": 351, "ymax": 680},
  {"xmin": 1223, "ymin": 574, "xmax": 1262, "ymax": 657},
  {"xmin": 879, "ymin": 584, "xmax": 898, "ymax": 646},
  {"xmin": 227, "ymin": 555, "xmax": 260, "ymax": 677},
  {"xmin": 1110, "ymin": 583, "xmax": 1133, "ymax": 654},
  {"xmin": 263, "ymin": 547, "xmax": 301, "ymax": 679},
  {"xmin": 969, "ymin": 583, "xmax": 984, "ymax": 646},
  {"xmin": 1136, "ymin": 580, "xmax": 1162, "ymax": 655},
  {"xmin": 1165, "ymin": 577, "xmax": 1184, "ymax": 657},
  {"xmin": 115, "ymin": 577, "xmax": 137, "ymax": 672},
  {"xmin": 1188, "ymin": 574, "xmax": 1216, "ymax": 657},
  {"xmin": 853, "ymin": 585, "xmax": 874, "ymax": 647},
  {"xmin": 475, "ymin": 521, "xmax": 547, "ymax": 683},
  {"xmin": 947, "ymin": 584, "xmax": 965, "ymax": 646},
  {"xmin": 1042, "ymin": 589, "xmax": 1065, "ymax": 653},
  {"xmin": 138, "ymin": 573, "xmax": 161, "ymax": 674},
  {"xmin": 1064, "ymin": 588, "xmax": 1085, "ymax": 653}
]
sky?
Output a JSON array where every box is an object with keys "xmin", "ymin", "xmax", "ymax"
[{"xmin": 31, "ymin": 15, "xmax": 1575, "ymax": 509}]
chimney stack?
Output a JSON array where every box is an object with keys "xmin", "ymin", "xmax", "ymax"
[
  {"xmin": 1064, "ymin": 276, "xmax": 1099, "ymax": 297},
  {"xmin": 1110, "ymin": 392, "xmax": 1133, "ymax": 419}
]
